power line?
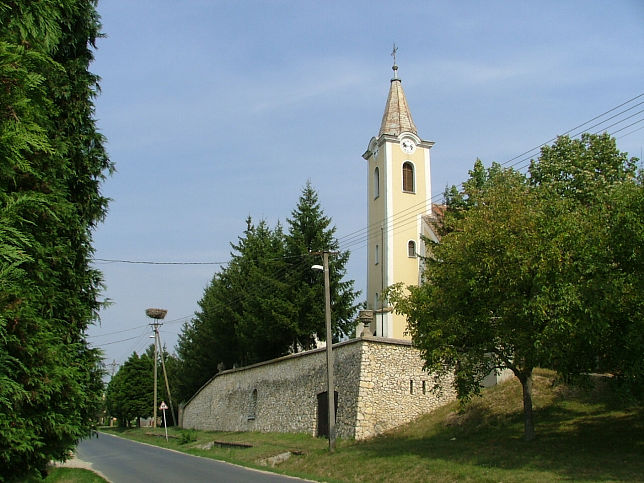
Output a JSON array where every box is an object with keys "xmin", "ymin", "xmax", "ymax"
[
  {"xmin": 93, "ymin": 258, "xmax": 227, "ymax": 266},
  {"xmin": 94, "ymin": 335, "xmax": 143, "ymax": 347},
  {"xmin": 87, "ymin": 323, "xmax": 149, "ymax": 338},
  {"xmin": 90, "ymin": 94, "xmax": 643, "ymax": 285}
]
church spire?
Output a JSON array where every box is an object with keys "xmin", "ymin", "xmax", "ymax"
[{"xmin": 378, "ymin": 44, "xmax": 418, "ymax": 137}]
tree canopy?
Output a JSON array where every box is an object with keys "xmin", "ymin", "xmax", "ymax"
[
  {"xmin": 176, "ymin": 182, "xmax": 359, "ymax": 403},
  {"xmin": 106, "ymin": 351, "xmax": 154, "ymax": 428},
  {"xmin": 106, "ymin": 345, "xmax": 179, "ymax": 427},
  {"xmin": 0, "ymin": 1, "xmax": 112, "ymax": 479},
  {"xmin": 389, "ymin": 134, "xmax": 641, "ymax": 440},
  {"xmin": 285, "ymin": 181, "xmax": 360, "ymax": 349}
]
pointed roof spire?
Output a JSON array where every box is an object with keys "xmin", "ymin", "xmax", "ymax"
[{"xmin": 379, "ymin": 44, "xmax": 418, "ymax": 137}]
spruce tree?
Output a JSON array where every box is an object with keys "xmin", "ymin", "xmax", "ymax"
[
  {"xmin": 228, "ymin": 218, "xmax": 297, "ymax": 365},
  {"xmin": 0, "ymin": 1, "xmax": 111, "ymax": 478},
  {"xmin": 286, "ymin": 181, "xmax": 360, "ymax": 349}
]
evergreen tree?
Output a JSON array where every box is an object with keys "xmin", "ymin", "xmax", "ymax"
[
  {"xmin": 0, "ymin": 1, "xmax": 112, "ymax": 479},
  {"xmin": 176, "ymin": 218, "xmax": 296, "ymax": 398},
  {"xmin": 176, "ymin": 186, "xmax": 360, "ymax": 401},
  {"xmin": 228, "ymin": 218, "xmax": 296, "ymax": 365},
  {"xmin": 176, "ymin": 270, "xmax": 239, "ymax": 403},
  {"xmin": 285, "ymin": 181, "xmax": 360, "ymax": 349}
]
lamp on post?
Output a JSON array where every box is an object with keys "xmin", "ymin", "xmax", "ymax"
[{"xmin": 312, "ymin": 251, "xmax": 336, "ymax": 452}]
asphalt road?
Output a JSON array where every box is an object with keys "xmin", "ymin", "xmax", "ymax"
[{"xmin": 74, "ymin": 432, "xmax": 306, "ymax": 482}]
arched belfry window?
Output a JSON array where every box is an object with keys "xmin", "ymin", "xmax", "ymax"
[
  {"xmin": 408, "ymin": 240, "xmax": 417, "ymax": 258},
  {"xmin": 374, "ymin": 167, "xmax": 380, "ymax": 199},
  {"xmin": 402, "ymin": 162, "xmax": 415, "ymax": 193}
]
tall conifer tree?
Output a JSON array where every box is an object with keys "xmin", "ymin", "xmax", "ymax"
[
  {"xmin": 0, "ymin": 1, "xmax": 112, "ymax": 478},
  {"xmin": 286, "ymin": 181, "xmax": 360, "ymax": 349}
]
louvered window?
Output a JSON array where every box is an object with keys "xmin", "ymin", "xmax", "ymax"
[
  {"xmin": 402, "ymin": 162, "xmax": 414, "ymax": 192},
  {"xmin": 408, "ymin": 240, "xmax": 416, "ymax": 258}
]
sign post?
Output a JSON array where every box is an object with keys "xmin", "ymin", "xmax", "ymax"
[{"xmin": 159, "ymin": 401, "xmax": 168, "ymax": 441}]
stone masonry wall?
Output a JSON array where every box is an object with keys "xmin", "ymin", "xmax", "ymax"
[
  {"xmin": 182, "ymin": 337, "xmax": 456, "ymax": 440},
  {"xmin": 354, "ymin": 337, "xmax": 456, "ymax": 439},
  {"xmin": 182, "ymin": 340, "xmax": 362, "ymax": 438}
]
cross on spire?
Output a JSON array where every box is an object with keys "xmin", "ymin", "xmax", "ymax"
[{"xmin": 391, "ymin": 43, "xmax": 399, "ymax": 78}]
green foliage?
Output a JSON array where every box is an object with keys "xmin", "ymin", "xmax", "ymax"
[
  {"xmin": 529, "ymin": 132, "xmax": 637, "ymax": 203},
  {"xmin": 285, "ymin": 180, "xmax": 360, "ymax": 349},
  {"xmin": 178, "ymin": 429, "xmax": 196, "ymax": 445},
  {"xmin": 390, "ymin": 134, "xmax": 642, "ymax": 440},
  {"xmin": 105, "ymin": 351, "xmax": 155, "ymax": 427},
  {"xmin": 105, "ymin": 372, "xmax": 644, "ymax": 482},
  {"xmin": 176, "ymin": 183, "xmax": 359, "ymax": 402},
  {"xmin": 0, "ymin": 1, "xmax": 112, "ymax": 479}
]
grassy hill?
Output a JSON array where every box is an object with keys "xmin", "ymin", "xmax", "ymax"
[{"xmin": 105, "ymin": 369, "xmax": 643, "ymax": 482}]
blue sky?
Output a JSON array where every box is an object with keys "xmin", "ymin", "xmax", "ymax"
[{"xmin": 87, "ymin": 0, "xmax": 644, "ymax": 369}]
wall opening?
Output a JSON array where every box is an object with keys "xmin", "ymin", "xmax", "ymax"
[
  {"xmin": 402, "ymin": 161, "xmax": 415, "ymax": 193},
  {"xmin": 317, "ymin": 391, "xmax": 338, "ymax": 438},
  {"xmin": 374, "ymin": 166, "xmax": 380, "ymax": 199},
  {"xmin": 408, "ymin": 240, "xmax": 417, "ymax": 258},
  {"xmin": 248, "ymin": 388, "xmax": 257, "ymax": 420}
]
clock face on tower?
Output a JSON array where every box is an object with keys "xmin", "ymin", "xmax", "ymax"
[{"xmin": 401, "ymin": 138, "xmax": 416, "ymax": 154}]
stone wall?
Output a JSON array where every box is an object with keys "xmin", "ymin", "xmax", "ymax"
[
  {"xmin": 182, "ymin": 337, "xmax": 456, "ymax": 440},
  {"xmin": 354, "ymin": 338, "xmax": 455, "ymax": 439}
]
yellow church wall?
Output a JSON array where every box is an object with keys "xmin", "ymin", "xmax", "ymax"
[
  {"xmin": 388, "ymin": 142, "xmax": 429, "ymax": 339},
  {"xmin": 366, "ymin": 143, "xmax": 386, "ymax": 336},
  {"xmin": 363, "ymin": 67, "xmax": 434, "ymax": 341}
]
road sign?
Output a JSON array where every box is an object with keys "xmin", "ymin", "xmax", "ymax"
[{"xmin": 159, "ymin": 401, "xmax": 168, "ymax": 410}]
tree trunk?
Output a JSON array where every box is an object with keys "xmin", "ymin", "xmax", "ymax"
[{"xmin": 520, "ymin": 371, "xmax": 535, "ymax": 441}]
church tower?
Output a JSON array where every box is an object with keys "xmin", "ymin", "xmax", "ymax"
[{"xmin": 362, "ymin": 53, "xmax": 434, "ymax": 340}]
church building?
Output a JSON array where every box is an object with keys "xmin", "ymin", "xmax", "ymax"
[
  {"xmin": 180, "ymin": 58, "xmax": 508, "ymax": 440},
  {"xmin": 360, "ymin": 56, "xmax": 438, "ymax": 340}
]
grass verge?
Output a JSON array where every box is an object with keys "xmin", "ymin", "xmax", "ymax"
[
  {"xmin": 102, "ymin": 369, "xmax": 643, "ymax": 482},
  {"xmin": 43, "ymin": 467, "xmax": 107, "ymax": 482}
]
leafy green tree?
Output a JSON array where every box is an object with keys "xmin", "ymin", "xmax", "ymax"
[
  {"xmin": 529, "ymin": 133, "xmax": 641, "ymax": 396},
  {"xmin": 529, "ymin": 132, "xmax": 637, "ymax": 203},
  {"xmin": 160, "ymin": 348, "xmax": 182, "ymax": 425},
  {"xmin": 106, "ymin": 351, "xmax": 155, "ymax": 427},
  {"xmin": 285, "ymin": 181, "xmax": 360, "ymax": 349},
  {"xmin": 0, "ymin": 1, "xmax": 112, "ymax": 479},
  {"xmin": 389, "ymin": 134, "xmax": 641, "ymax": 441},
  {"xmin": 595, "ymin": 180, "xmax": 643, "ymax": 397}
]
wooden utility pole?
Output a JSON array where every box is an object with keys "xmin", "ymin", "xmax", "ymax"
[
  {"xmin": 155, "ymin": 329, "xmax": 177, "ymax": 426},
  {"xmin": 146, "ymin": 308, "xmax": 167, "ymax": 430},
  {"xmin": 322, "ymin": 251, "xmax": 336, "ymax": 452},
  {"xmin": 152, "ymin": 321, "xmax": 159, "ymax": 428},
  {"xmin": 312, "ymin": 251, "xmax": 337, "ymax": 452}
]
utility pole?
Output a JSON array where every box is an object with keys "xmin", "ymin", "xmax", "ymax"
[
  {"xmin": 155, "ymin": 328, "xmax": 177, "ymax": 426},
  {"xmin": 146, "ymin": 308, "xmax": 167, "ymax": 429},
  {"xmin": 312, "ymin": 251, "xmax": 337, "ymax": 452},
  {"xmin": 380, "ymin": 224, "xmax": 384, "ymax": 337},
  {"xmin": 106, "ymin": 359, "xmax": 118, "ymax": 378}
]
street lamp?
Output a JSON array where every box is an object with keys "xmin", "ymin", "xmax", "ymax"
[{"xmin": 312, "ymin": 252, "xmax": 336, "ymax": 452}]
